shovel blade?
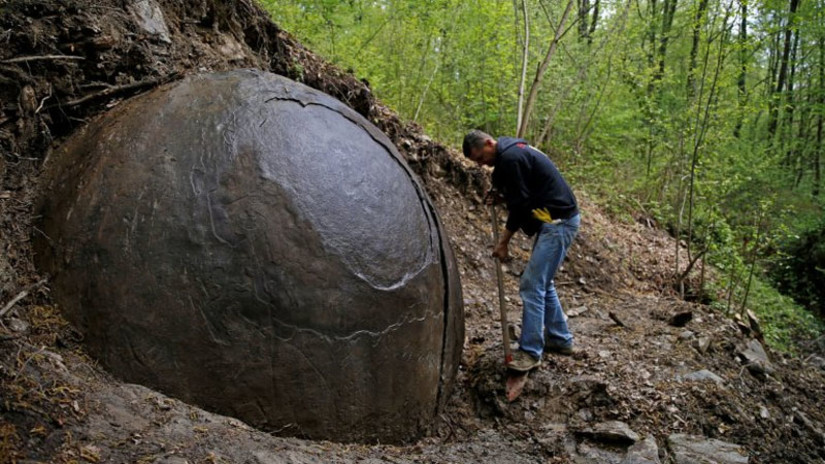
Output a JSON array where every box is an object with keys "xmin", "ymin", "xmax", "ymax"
[{"xmin": 505, "ymin": 372, "xmax": 529, "ymax": 402}]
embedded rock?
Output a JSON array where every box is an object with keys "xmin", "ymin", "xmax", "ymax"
[
  {"xmin": 130, "ymin": 0, "xmax": 171, "ymax": 43},
  {"xmin": 34, "ymin": 70, "xmax": 463, "ymax": 443},
  {"xmin": 682, "ymin": 369, "xmax": 725, "ymax": 385},
  {"xmin": 576, "ymin": 421, "xmax": 640, "ymax": 445},
  {"xmin": 738, "ymin": 339, "xmax": 775, "ymax": 376},
  {"xmin": 667, "ymin": 434, "xmax": 749, "ymax": 464},
  {"xmin": 621, "ymin": 436, "xmax": 661, "ymax": 464}
]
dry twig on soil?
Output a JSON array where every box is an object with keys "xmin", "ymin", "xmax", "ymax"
[
  {"xmin": 1, "ymin": 55, "xmax": 85, "ymax": 64},
  {"xmin": 64, "ymin": 75, "xmax": 174, "ymax": 107},
  {"xmin": 0, "ymin": 278, "xmax": 48, "ymax": 318}
]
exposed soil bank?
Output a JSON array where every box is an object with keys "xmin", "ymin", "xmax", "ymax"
[{"xmin": 1, "ymin": 1, "xmax": 824, "ymax": 463}]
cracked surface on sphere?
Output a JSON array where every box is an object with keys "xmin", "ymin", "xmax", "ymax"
[{"xmin": 34, "ymin": 70, "xmax": 464, "ymax": 443}]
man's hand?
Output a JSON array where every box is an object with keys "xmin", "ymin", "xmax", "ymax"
[
  {"xmin": 492, "ymin": 241, "xmax": 511, "ymax": 262},
  {"xmin": 484, "ymin": 189, "xmax": 505, "ymax": 206}
]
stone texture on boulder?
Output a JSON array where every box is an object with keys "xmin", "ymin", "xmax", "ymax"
[
  {"xmin": 667, "ymin": 434, "xmax": 749, "ymax": 464},
  {"xmin": 34, "ymin": 70, "xmax": 464, "ymax": 443}
]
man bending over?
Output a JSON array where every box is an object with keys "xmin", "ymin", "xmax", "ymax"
[{"xmin": 462, "ymin": 130, "xmax": 581, "ymax": 372}]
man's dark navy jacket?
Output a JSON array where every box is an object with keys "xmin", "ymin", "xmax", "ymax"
[{"xmin": 491, "ymin": 137, "xmax": 579, "ymax": 236}]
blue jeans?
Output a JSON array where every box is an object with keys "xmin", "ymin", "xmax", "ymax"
[{"xmin": 518, "ymin": 214, "xmax": 580, "ymax": 358}]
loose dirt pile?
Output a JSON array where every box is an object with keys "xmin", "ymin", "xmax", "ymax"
[{"xmin": 1, "ymin": 1, "xmax": 824, "ymax": 463}]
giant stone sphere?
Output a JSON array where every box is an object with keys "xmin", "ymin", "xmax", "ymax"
[{"xmin": 34, "ymin": 70, "xmax": 464, "ymax": 443}]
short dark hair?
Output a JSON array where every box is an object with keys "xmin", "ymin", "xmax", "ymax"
[{"xmin": 462, "ymin": 130, "xmax": 493, "ymax": 157}]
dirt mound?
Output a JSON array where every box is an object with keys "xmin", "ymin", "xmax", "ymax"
[{"xmin": 2, "ymin": 1, "xmax": 825, "ymax": 463}]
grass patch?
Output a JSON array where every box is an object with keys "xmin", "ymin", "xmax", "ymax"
[
  {"xmin": 707, "ymin": 273, "xmax": 824, "ymax": 353},
  {"xmin": 743, "ymin": 276, "xmax": 824, "ymax": 353},
  {"xmin": 579, "ymin": 176, "xmax": 825, "ymax": 354}
]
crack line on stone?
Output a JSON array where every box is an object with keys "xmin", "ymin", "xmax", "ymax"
[
  {"xmin": 269, "ymin": 309, "xmax": 440, "ymax": 344},
  {"xmin": 190, "ymin": 295, "xmax": 231, "ymax": 347},
  {"xmin": 243, "ymin": 260, "xmax": 440, "ymax": 344},
  {"xmin": 205, "ymin": 191, "xmax": 234, "ymax": 248},
  {"xmin": 262, "ymin": 93, "xmax": 438, "ymax": 292}
]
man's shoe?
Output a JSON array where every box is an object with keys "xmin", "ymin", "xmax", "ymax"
[
  {"xmin": 545, "ymin": 340, "xmax": 574, "ymax": 355},
  {"xmin": 508, "ymin": 350, "xmax": 541, "ymax": 372}
]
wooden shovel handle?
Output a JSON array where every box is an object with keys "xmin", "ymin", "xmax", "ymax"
[{"xmin": 490, "ymin": 205, "xmax": 512, "ymax": 364}]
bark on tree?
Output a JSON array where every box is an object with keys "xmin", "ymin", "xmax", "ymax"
[
  {"xmin": 515, "ymin": 0, "xmax": 530, "ymax": 133},
  {"xmin": 734, "ymin": 0, "xmax": 747, "ymax": 138},
  {"xmin": 765, "ymin": 31, "xmax": 778, "ymax": 102},
  {"xmin": 768, "ymin": 0, "xmax": 801, "ymax": 139},
  {"xmin": 579, "ymin": 0, "xmax": 591, "ymax": 40},
  {"xmin": 588, "ymin": 0, "xmax": 600, "ymax": 45},
  {"xmin": 816, "ymin": 30, "xmax": 824, "ymax": 197},
  {"xmin": 794, "ymin": 70, "xmax": 813, "ymax": 187},
  {"xmin": 645, "ymin": 0, "xmax": 659, "ymax": 98},
  {"xmin": 654, "ymin": 0, "xmax": 678, "ymax": 85},
  {"xmin": 687, "ymin": 0, "xmax": 710, "ymax": 99},
  {"xmin": 643, "ymin": 0, "xmax": 663, "ymax": 176},
  {"xmin": 783, "ymin": 29, "xmax": 800, "ymax": 167}
]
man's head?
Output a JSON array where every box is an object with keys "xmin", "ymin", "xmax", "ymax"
[{"xmin": 462, "ymin": 130, "xmax": 497, "ymax": 167}]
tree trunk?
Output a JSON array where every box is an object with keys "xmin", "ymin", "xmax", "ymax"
[
  {"xmin": 725, "ymin": 262, "xmax": 739, "ymax": 315},
  {"xmin": 588, "ymin": 0, "xmax": 600, "ymax": 45},
  {"xmin": 518, "ymin": 0, "xmax": 574, "ymax": 138},
  {"xmin": 686, "ymin": 6, "xmax": 731, "ymax": 266},
  {"xmin": 741, "ymin": 210, "xmax": 764, "ymax": 316},
  {"xmin": 676, "ymin": 178, "xmax": 687, "ymax": 298},
  {"xmin": 794, "ymin": 67, "xmax": 812, "ymax": 188},
  {"xmin": 410, "ymin": 30, "xmax": 434, "ymax": 113},
  {"xmin": 413, "ymin": 59, "xmax": 440, "ymax": 123},
  {"xmin": 579, "ymin": 0, "xmax": 590, "ymax": 41},
  {"xmin": 643, "ymin": 0, "xmax": 661, "ymax": 177},
  {"xmin": 767, "ymin": 30, "xmax": 781, "ymax": 99},
  {"xmin": 686, "ymin": 0, "xmax": 710, "ymax": 99},
  {"xmin": 816, "ymin": 112, "xmax": 823, "ymax": 196},
  {"xmin": 699, "ymin": 251, "xmax": 706, "ymax": 301},
  {"xmin": 516, "ymin": 0, "xmax": 530, "ymax": 133},
  {"xmin": 654, "ymin": 0, "xmax": 678, "ymax": 85},
  {"xmin": 733, "ymin": 0, "xmax": 747, "ymax": 138},
  {"xmin": 816, "ymin": 30, "xmax": 824, "ymax": 197},
  {"xmin": 768, "ymin": 0, "xmax": 801, "ymax": 139},
  {"xmin": 645, "ymin": 0, "xmax": 659, "ymax": 98},
  {"xmin": 783, "ymin": 29, "xmax": 799, "ymax": 168}
]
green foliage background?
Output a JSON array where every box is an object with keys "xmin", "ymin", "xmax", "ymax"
[{"xmin": 260, "ymin": 0, "xmax": 825, "ymax": 349}]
